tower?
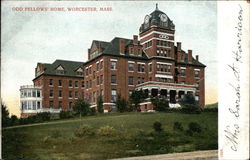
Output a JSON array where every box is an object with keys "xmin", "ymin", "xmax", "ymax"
[{"xmin": 139, "ymin": 4, "xmax": 175, "ymax": 58}]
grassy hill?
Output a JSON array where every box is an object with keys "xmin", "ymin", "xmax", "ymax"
[{"xmin": 3, "ymin": 112, "xmax": 218, "ymax": 160}]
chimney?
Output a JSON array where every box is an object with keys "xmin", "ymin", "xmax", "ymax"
[
  {"xmin": 133, "ymin": 35, "xmax": 138, "ymax": 45},
  {"xmin": 119, "ymin": 39, "xmax": 125, "ymax": 54},
  {"xmin": 177, "ymin": 42, "xmax": 181, "ymax": 51},
  {"xmin": 196, "ymin": 55, "xmax": 199, "ymax": 61},
  {"xmin": 88, "ymin": 49, "xmax": 91, "ymax": 59},
  {"xmin": 98, "ymin": 42, "xmax": 102, "ymax": 54},
  {"xmin": 188, "ymin": 50, "xmax": 192, "ymax": 63}
]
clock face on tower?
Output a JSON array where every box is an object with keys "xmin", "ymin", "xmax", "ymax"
[
  {"xmin": 160, "ymin": 14, "xmax": 168, "ymax": 22},
  {"xmin": 144, "ymin": 15, "xmax": 150, "ymax": 24}
]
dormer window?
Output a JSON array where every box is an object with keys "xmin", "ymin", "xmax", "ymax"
[
  {"xmin": 56, "ymin": 65, "xmax": 65, "ymax": 75},
  {"xmin": 76, "ymin": 67, "xmax": 83, "ymax": 76}
]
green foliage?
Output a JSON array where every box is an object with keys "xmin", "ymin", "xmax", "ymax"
[
  {"xmin": 151, "ymin": 97, "xmax": 169, "ymax": 111},
  {"xmin": 74, "ymin": 125, "xmax": 94, "ymax": 137},
  {"xmin": 173, "ymin": 121, "xmax": 184, "ymax": 131},
  {"xmin": 179, "ymin": 93, "xmax": 198, "ymax": 106},
  {"xmin": 73, "ymin": 98, "xmax": 91, "ymax": 117},
  {"xmin": 181, "ymin": 104, "xmax": 201, "ymax": 114},
  {"xmin": 97, "ymin": 125, "xmax": 116, "ymax": 136},
  {"xmin": 97, "ymin": 96, "xmax": 104, "ymax": 113},
  {"xmin": 186, "ymin": 122, "xmax": 202, "ymax": 136},
  {"xmin": 129, "ymin": 90, "xmax": 145, "ymax": 111},
  {"xmin": 10, "ymin": 115, "xmax": 19, "ymax": 126},
  {"xmin": 153, "ymin": 121, "xmax": 163, "ymax": 132},
  {"xmin": 2, "ymin": 104, "xmax": 10, "ymax": 127},
  {"xmin": 51, "ymin": 129, "xmax": 62, "ymax": 138},
  {"xmin": 116, "ymin": 95, "xmax": 128, "ymax": 112},
  {"xmin": 59, "ymin": 111, "xmax": 73, "ymax": 119}
]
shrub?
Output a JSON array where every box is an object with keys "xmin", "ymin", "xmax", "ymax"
[
  {"xmin": 36, "ymin": 112, "xmax": 51, "ymax": 121},
  {"xmin": 97, "ymin": 126, "xmax": 115, "ymax": 136},
  {"xmin": 181, "ymin": 104, "xmax": 201, "ymax": 114},
  {"xmin": 74, "ymin": 125, "xmax": 94, "ymax": 137},
  {"xmin": 59, "ymin": 111, "xmax": 73, "ymax": 119},
  {"xmin": 51, "ymin": 130, "xmax": 62, "ymax": 138},
  {"xmin": 151, "ymin": 97, "xmax": 169, "ymax": 112},
  {"xmin": 201, "ymin": 107, "xmax": 218, "ymax": 112},
  {"xmin": 153, "ymin": 121, "xmax": 163, "ymax": 132},
  {"xmin": 188, "ymin": 122, "xmax": 202, "ymax": 133},
  {"xmin": 173, "ymin": 122, "xmax": 183, "ymax": 131}
]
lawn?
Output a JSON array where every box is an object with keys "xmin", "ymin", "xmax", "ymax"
[{"xmin": 2, "ymin": 112, "xmax": 218, "ymax": 160}]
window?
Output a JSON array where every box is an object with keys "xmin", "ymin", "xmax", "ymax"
[
  {"xmin": 111, "ymin": 61, "xmax": 117, "ymax": 70},
  {"xmin": 59, "ymin": 101, "xmax": 62, "ymax": 109},
  {"xmin": 75, "ymin": 91, "xmax": 78, "ymax": 99},
  {"xmin": 76, "ymin": 71, "xmax": 83, "ymax": 76},
  {"xmin": 100, "ymin": 61, "xmax": 103, "ymax": 70},
  {"xmin": 180, "ymin": 69, "xmax": 186, "ymax": 76},
  {"xmin": 111, "ymin": 75, "xmax": 117, "ymax": 84},
  {"xmin": 37, "ymin": 90, "xmax": 40, "ymax": 97},
  {"xmin": 82, "ymin": 81, "xmax": 84, "ymax": 88},
  {"xmin": 69, "ymin": 91, "xmax": 72, "ymax": 98},
  {"xmin": 97, "ymin": 76, "xmax": 100, "ymax": 85},
  {"xmin": 75, "ymin": 81, "xmax": 78, "ymax": 88},
  {"xmin": 49, "ymin": 101, "xmax": 54, "ymax": 109},
  {"xmin": 32, "ymin": 101, "xmax": 36, "ymax": 110},
  {"xmin": 100, "ymin": 75, "xmax": 103, "ymax": 84},
  {"xmin": 69, "ymin": 80, "xmax": 73, "ymax": 87},
  {"xmin": 111, "ymin": 89, "xmax": 117, "ymax": 102},
  {"xmin": 128, "ymin": 76, "xmax": 134, "ymax": 85},
  {"xmin": 93, "ymin": 71, "xmax": 96, "ymax": 79},
  {"xmin": 195, "ymin": 70, "xmax": 200, "ymax": 77},
  {"xmin": 58, "ymin": 80, "xmax": 62, "ymax": 87},
  {"xmin": 49, "ymin": 79, "xmax": 53, "ymax": 86},
  {"xmin": 86, "ymin": 68, "xmax": 88, "ymax": 76},
  {"xmin": 96, "ymin": 62, "xmax": 100, "ymax": 71},
  {"xmin": 59, "ymin": 90, "xmax": 62, "ymax": 98},
  {"xmin": 149, "ymin": 64, "xmax": 152, "ymax": 72},
  {"xmin": 56, "ymin": 70, "xmax": 65, "ymax": 75},
  {"xmin": 37, "ymin": 101, "xmax": 41, "ymax": 109},
  {"xmin": 49, "ymin": 90, "xmax": 53, "ymax": 97},
  {"xmin": 69, "ymin": 102, "xmax": 72, "ymax": 109},
  {"xmin": 137, "ymin": 63, "xmax": 145, "ymax": 72},
  {"xmin": 32, "ymin": 91, "xmax": 36, "ymax": 97},
  {"xmin": 89, "ymin": 67, "xmax": 92, "ymax": 74},
  {"xmin": 128, "ymin": 63, "xmax": 134, "ymax": 72},
  {"xmin": 89, "ymin": 80, "xmax": 92, "ymax": 88},
  {"xmin": 137, "ymin": 77, "xmax": 141, "ymax": 84}
]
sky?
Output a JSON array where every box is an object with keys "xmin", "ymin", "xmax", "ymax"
[{"xmin": 1, "ymin": 1, "xmax": 217, "ymax": 116}]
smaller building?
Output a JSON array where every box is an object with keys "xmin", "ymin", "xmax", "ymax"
[{"xmin": 20, "ymin": 85, "xmax": 44, "ymax": 118}]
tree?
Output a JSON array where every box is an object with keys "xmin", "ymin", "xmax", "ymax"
[
  {"xmin": 151, "ymin": 97, "xmax": 169, "ymax": 111},
  {"xmin": 179, "ymin": 93, "xmax": 198, "ymax": 106},
  {"xmin": 73, "ymin": 98, "xmax": 91, "ymax": 117},
  {"xmin": 129, "ymin": 90, "xmax": 145, "ymax": 111},
  {"xmin": 116, "ymin": 95, "xmax": 128, "ymax": 112},
  {"xmin": 10, "ymin": 115, "xmax": 19, "ymax": 126},
  {"xmin": 2, "ymin": 104, "xmax": 10, "ymax": 127},
  {"xmin": 97, "ymin": 96, "xmax": 104, "ymax": 113}
]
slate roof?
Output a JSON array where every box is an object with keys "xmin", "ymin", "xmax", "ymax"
[{"xmin": 34, "ymin": 59, "xmax": 84, "ymax": 79}]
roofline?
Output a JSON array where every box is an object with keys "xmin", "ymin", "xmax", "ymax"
[{"xmin": 33, "ymin": 73, "xmax": 84, "ymax": 82}]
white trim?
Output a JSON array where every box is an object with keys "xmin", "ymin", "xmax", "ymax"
[
  {"xmin": 137, "ymin": 62, "xmax": 146, "ymax": 65},
  {"xmin": 155, "ymin": 74, "xmax": 173, "ymax": 79},
  {"xmin": 103, "ymin": 103, "xmax": 116, "ymax": 105},
  {"xmin": 141, "ymin": 38, "xmax": 174, "ymax": 45},
  {"xmin": 148, "ymin": 62, "xmax": 152, "ymax": 65},
  {"xmin": 180, "ymin": 67, "xmax": 186, "ymax": 69},
  {"xmin": 128, "ymin": 61, "xmax": 135, "ymax": 63},
  {"xmin": 156, "ymin": 45, "xmax": 171, "ymax": 49},
  {"xmin": 100, "ymin": 59, "xmax": 103, "ymax": 62},
  {"xmin": 90, "ymin": 104, "xmax": 97, "ymax": 108},
  {"xmin": 89, "ymin": 65, "xmax": 92, "ymax": 67},
  {"xmin": 110, "ymin": 59, "xmax": 118, "ymax": 62},
  {"xmin": 140, "ymin": 31, "xmax": 174, "ymax": 40},
  {"xmin": 194, "ymin": 68, "xmax": 201, "ymax": 71},
  {"xmin": 140, "ymin": 102, "xmax": 152, "ymax": 105},
  {"xmin": 156, "ymin": 62, "xmax": 172, "ymax": 65}
]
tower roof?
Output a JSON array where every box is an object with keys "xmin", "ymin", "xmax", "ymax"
[{"xmin": 140, "ymin": 4, "xmax": 175, "ymax": 33}]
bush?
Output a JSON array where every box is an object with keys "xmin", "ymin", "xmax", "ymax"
[
  {"xmin": 97, "ymin": 126, "xmax": 115, "ymax": 136},
  {"xmin": 151, "ymin": 98, "xmax": 169, "ymax": 112},
  {"xmin": 201, "ymin": 107, "xmax": 218, "ymax": 112},
  {"xmin": 36, "ymin": 112, "xmax": 51, "ymax": 121},
  {"xmin": 74, "ymin": 125, "xmax": 94, "ymax": 137},
  {"xmin": 153, "ymin": 121, "xmax": 163, "ymax": 132},
  {"xmin": 51, "ymin": 130, "xmax": 62, "ymax": 138},
  {"xmin": 173, "ymin": 122, "xmax": 183, "ymax": 131},
  {"xmin": 188, "ymin": 122, "xmax": 202, "ymax": 133},
  {"xmin": 181, "ymin": 104, "xmax": 201, "ymax": 114},
  {"xmin": 59, "ymin": 111, "xmax": 73, "ymax": 119}
]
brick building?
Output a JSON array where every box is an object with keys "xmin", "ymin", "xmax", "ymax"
[
  {"xmin": 20, "ymin": 5, "xmax": 205, "ymax": 116},
  {"xmin": 83, "ymin": 5, "xmax": 205, "ymax": 112}
]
